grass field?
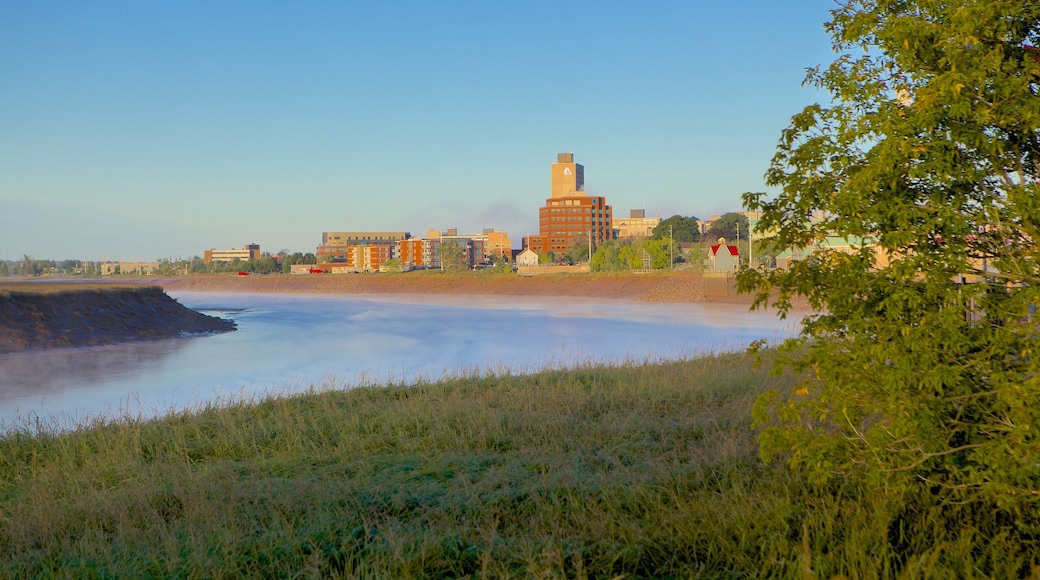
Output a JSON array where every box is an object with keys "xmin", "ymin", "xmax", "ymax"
[{"xmin": 0, "ymin": 351, "xmax": 1034, "ymax": 578}]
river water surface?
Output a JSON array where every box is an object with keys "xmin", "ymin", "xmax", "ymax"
[{"xmin": 0, "ymin": 292, "xmax": 797, "ymax": 429}]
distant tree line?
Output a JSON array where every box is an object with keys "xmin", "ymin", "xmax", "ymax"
[
  {"xmin": 588, "ymin": 238, "xmax": 682, "ymax": 271},
  {"xmin": 0, "ymin": 251, "xmax": 319, "ymax": 277},
  {"xmin": 0, "ymin": 256, "xmax": 97, "ymax": 277},
  {"xmin": 546, "ymin": 214, "xmax": 700, "ymax": 272}
]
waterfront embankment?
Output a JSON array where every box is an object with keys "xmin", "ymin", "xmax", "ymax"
[
  {"xmin": 158, "ymin": 270, "xmax": 751, "ymax": 304},
  {"xmin": 0, "ymin": 284, "xmax": 236, "ymax": 354}
]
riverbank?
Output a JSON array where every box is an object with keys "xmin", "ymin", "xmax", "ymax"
[
  {"xmin": 0, "ymin": 350, "xmax": 1022, "ymax": 577},
  {"xmin": 0, "ymin": 284, "xmax": 236, "ymax": 354},
  {"xmin": 158, "ymin": 270, "xmax": 757, "ymax": 305}
]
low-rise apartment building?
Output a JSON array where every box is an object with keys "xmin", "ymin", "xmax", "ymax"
[
  {"xmin": 204, "ymin": 244, "xmax": 261, "ymax": 264},
  {"xmin": 316, "ymin": 231, "xmax": 410, "ymax": 271},
  {"xmin": 100, "ymin": 261, "xmax": 159, "ymax": 275},
  {"xmin": 614, "ymin": 209, "xmax": 660, "ymax": 240},
  {"xmin": 398, "ymin": 239, "xmax": 425, "ymax": 269}
]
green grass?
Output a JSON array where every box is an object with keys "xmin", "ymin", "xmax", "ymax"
[{"xmin": 0, "ymin": 352, "xmax": 1035, "ymax": 578}]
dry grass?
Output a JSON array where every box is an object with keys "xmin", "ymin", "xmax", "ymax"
[
  {"xmin": 0, "ymin": 351, "xmax": 1033, "ymax": 577},
  {"xmin": 0, "ymin": 280, "xmax": 150, "ymax": 297}
]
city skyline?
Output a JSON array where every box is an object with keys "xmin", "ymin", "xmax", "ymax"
[{"xmin": 1, "ymin": 1, "xmax": 836, "ymax": 261}]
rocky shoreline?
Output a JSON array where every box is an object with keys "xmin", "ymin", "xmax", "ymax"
[{"xmin": 0, "ymin": 285, "xmax": 236, "ymax": 355}]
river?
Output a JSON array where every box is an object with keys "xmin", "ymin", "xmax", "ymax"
[{"xmin": 0, "ymin": 292, "xmax": 797, "ymax": 429}]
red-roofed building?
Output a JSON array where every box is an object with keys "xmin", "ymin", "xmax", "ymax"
[{"xmin": 709, "ymin": 243, "xmax": 740, "ymax": 272}]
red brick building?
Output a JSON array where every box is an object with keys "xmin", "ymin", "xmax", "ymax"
[{"xmin": 523, "ymin": 154, "xmax": 612, "ymax": 258}]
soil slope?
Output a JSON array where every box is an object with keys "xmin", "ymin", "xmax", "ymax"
[
  {"xmin": 158, "ymin": 271, "xmax": 737, "ymax": 303},
  {"xmin": 0, "ymin": 285, "xmax": 236, "ymax": 354}
]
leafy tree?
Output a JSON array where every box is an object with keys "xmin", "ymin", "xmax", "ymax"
[
  {"xmin": 488, "ymin": 255, "xmax": 511, "ymax": 273},
  {"xmin": 644, "ymin": 237, "xmax": 679, "ymax": 269},
  {"xmin": 685, "ymin": 244, "xmax": 708, "ymax": 270},
  {"xmin": 155, "ymin": 259, "xmax": 173, "ymax": 276},
  {"xmin": 381, "ymin": 258, "xmax": 403, "ymax": 272},
  {"xmin": 20, "ymin": 255, "xmax": 38, "ymax": 277},
  {"xmin": 592, "ymin": 239, "xmax": 654, "ymax": 271},
  {"xmin": 738, "ymin": 0, "xmax": 1040, "ymax": 541},
  {"xmin": 652, "ymin": 215, "xmax": 700, "ymax": 242},
  {"xmin": 187, "ymin": 256, "xmax": 207, "ymax": 274},
  {"xmin": 591, "ymin": 240, "xmax": 622, "ymax": 272},
  {"xmin": 438, "ymin": 240, "xmax": 467, "ymax": 270},
  {"xmin": 748, "ymin": 238, "xmax": 782, "ymax": 269},
  {"xmin": 617, "ymin": 244, "xmax": 641, "ymax": 270},
  {"xmin": 705, "ymin": 212, "xmax": 748, "ymax": 243},
  {"xmin": 252, "ymin": 256, "xmax": 279, "ymax": 274},
  {"xmin": 563, "ymin": 233, "xmax": 593, "ymax": 264},
  {"xmin": 281, "ymin": 252, "xmax": 306, "ymax": 272},
  {"xmin": 60, "ymin": 260, "xmax": 79, "ymax": 274}
]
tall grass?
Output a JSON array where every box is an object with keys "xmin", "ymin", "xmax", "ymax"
[{"xmin": 0, "ymin": 351, "xmax": 1034, "ymax": 577}]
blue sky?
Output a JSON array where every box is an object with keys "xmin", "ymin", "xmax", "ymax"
[{"xmin": 0, "ymin": 1, "xmax": 836, "ymax": 261}]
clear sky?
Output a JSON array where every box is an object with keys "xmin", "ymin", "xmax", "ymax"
[{"xmin": 0, "ymin": 1, "xmax": 837, "ymax": 261}]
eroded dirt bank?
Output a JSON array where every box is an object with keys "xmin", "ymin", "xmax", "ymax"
[
  {"xmin": 158, "ymin": 271, "xmax": 743, "ymax": 303},
  {"xmin": 0, "ymin": 285, "xmax": 236, "ymax": 355}
]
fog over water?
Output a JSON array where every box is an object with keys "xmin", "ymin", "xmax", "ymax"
[{"xmin": 0, "ymin": 292, "xmax": 798, "ymax": 429}]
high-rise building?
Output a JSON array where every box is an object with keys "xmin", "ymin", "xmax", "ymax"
[
  {"xmin": 524, "ymin": 153, "xmax": 612, "ymax": 257},
  {"xmin": 550, "ymin": 152, "xmax": 584, "ymax": 198}
]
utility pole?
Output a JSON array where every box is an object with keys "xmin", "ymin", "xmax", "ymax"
[{"xmin": 749, "ymin": 221, "xmax": 753, "ymax": 268}]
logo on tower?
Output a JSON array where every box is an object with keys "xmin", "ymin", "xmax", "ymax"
[{"xmin": 564, "ymin": 168, "xmax": 572, "ymax": 176}]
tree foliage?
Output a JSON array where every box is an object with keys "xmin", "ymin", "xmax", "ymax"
[
  {"xmin": 652, "ymin": 215, "xmax": 701, "ymax": 242},
  {"xmin": 280, "ymin": 252, "xmax": 314, "ymax": 272},
  {"xmin": 563, "ymin": 233, "xmax": 593, "ymax": 264},
  {"xmin": 590, "ymin": 238, "xmax": 678, "ymax": 271},
  {"xmin": 706, "ymin": 213, "xmax": 748, "ymax": 243},
  {"xmin": 739, "ymin": 0, "xmax": 1040, "ymax": 533},
  {"xmin": 591, "ymin": 240, "xmax": 629, "ymax": 272},
  {"xmin": 591, "ymin": 240, "xmax": 642, "ymax": 272},
  {"xmin": 644, "ymin": 238, "xmax": 679, "ymax": 269},
  {"xmin": 438, "ymin": 240, "xmax": 467, "ymax": 270},
  {"xmin": 380, "ymin": 258, "xmax": 403, "ymax": 272}
]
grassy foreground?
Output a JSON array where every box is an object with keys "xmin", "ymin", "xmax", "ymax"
[{"xmin": 0, "ymin": 352, "xmax": 1032, "ymax": 578}]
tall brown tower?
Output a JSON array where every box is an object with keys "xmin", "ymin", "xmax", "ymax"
[
  {"xmin": 551, "ymin": 153, "xmax": 584, "ymax": 198},
  {"xmin": 523, "ymin": 153, "xmax": 612, "ymax": 258}
]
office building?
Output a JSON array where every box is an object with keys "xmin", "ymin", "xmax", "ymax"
[
  {"xmin": 204, "ymin": 244, "xmax": 261, "ymax": 264},
  {"xmin": 316, "ymin": 231, "xmax": 410, "ymax": 265},
  {"xmin": 614, "ymin": 209, "xmax": 660, "ymax": 240},
  {"xmin": 523, "ymin": 153, "xmax": 612, "ymax": 257}
]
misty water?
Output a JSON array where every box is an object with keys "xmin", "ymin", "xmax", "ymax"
[{"xmin": 0, "ymin": 292, "xmax": 798, "ymax": 430}]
